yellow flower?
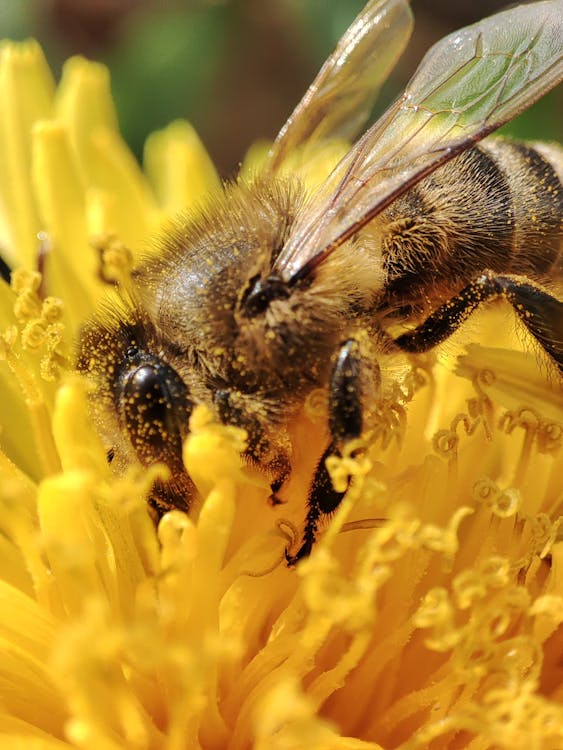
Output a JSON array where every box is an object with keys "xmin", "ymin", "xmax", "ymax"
[{"xmin": 0, "ymin": 40, "xmax": 562, "ymax": 750}]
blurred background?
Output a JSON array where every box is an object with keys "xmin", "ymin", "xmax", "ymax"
[{"xmin": 1, "ymin": 0, "xmax": 561, "ymax": 177}]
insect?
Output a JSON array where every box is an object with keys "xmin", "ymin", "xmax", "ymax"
[{"xmin": 78, "ymin": 0, "xmax": 563, "ymax": 564}]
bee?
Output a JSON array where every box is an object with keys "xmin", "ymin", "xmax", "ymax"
[{"xmin": 78, "ymin": 0, "xmax": 563, "ymax": 564}]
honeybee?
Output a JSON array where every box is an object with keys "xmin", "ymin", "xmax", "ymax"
[{"xmin": 78, "ymin": 0, "xmax": 563, "ymax": 564}]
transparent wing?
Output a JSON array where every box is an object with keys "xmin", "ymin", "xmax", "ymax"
[
  {"xmin": 266, "ymin": 0, "xmax": 413, "ymax": 173},
  {"xmin": 274, "ymin": 0, "xmax": 563, "ymax": 282}
]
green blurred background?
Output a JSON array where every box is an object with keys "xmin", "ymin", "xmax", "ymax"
[{"xmin": 1, "ymin": 0, "xmax": 561, "ymax": 177}]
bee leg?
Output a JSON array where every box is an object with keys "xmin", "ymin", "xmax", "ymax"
[
  {"xmin": 286, "ymin": 339, "xmax": 363, "ymax": 565},
  {"xmin": 393, "ymin": 272, "xmax": 563, "ymax": 375}
]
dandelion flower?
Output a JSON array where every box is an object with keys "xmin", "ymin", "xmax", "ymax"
[{"xmin": 0, "ymin": 38, "xmax": 562, "ymax": 750}]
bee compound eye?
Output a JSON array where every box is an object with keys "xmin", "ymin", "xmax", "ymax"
[{"xmin": 117, "ymin": 359, "xmax": 191, "ymax": 467}]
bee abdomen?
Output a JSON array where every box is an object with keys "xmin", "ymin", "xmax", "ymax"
[
  {"xmin": 380, "ymin": 139, "xmax": 562, "ymax": 309},
  {"xmin": 481, "ymin": 139, "xmax": 562, "ymax": 281}
]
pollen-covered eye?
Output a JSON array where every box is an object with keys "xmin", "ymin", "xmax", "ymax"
[{"xmin": 115, "ymin": 350, "xmax": 191, "ymax": 469}]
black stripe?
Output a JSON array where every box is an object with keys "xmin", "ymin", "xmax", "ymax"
[
  {"xmin": 510, "ymin": 142, "xmax": 561, "ymax": 197},
  {"xmin": 0, "ymin": 254, "xmax": 11, "ymax": 284},
  {"xmin": 487, "ymin": 140, "xmax": 561, "ymax": 276}
]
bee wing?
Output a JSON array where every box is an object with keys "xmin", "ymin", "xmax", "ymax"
[
  {"xmin": 274, "ymin": 0, "xmax": 563, "ymax": 283},
  {"xmin": 266, "ymin": 0, "xmax": 414, "ymax": 173}
]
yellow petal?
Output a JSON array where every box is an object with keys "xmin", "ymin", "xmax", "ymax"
[
  {"xmin": 0, "ymin": 40, "xmax": 55, "ymax": 268},
  {"xmin": 0, "ymin": 581, "xmax": 64, "ymax": 735},
  {"xmin": 31, "ymin": 121, "xmax": 101, "ymax": 327},
  {"xmin": 55, "ymin": 56, "xmax": 120, "ymax": 170},
  {"xmin": 55, "ymin": 57, "xmax": 158, "ymax": 250},
  {"xmin": 144, "ymin": 119, "xmax": 220, "ymax": 215}
]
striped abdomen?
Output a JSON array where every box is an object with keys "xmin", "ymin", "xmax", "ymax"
[{"xmin": 380, "ymin": 138, "xmax": 562, "ymax": 308}]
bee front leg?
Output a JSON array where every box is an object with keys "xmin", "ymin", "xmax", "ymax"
[
  {"xmin": 393, "ymin": 272, "xmax": 563, "ymax": 375},
  {"xmin": 286, "ymin": 339, "xmax": 363, "ymax": 565}
]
